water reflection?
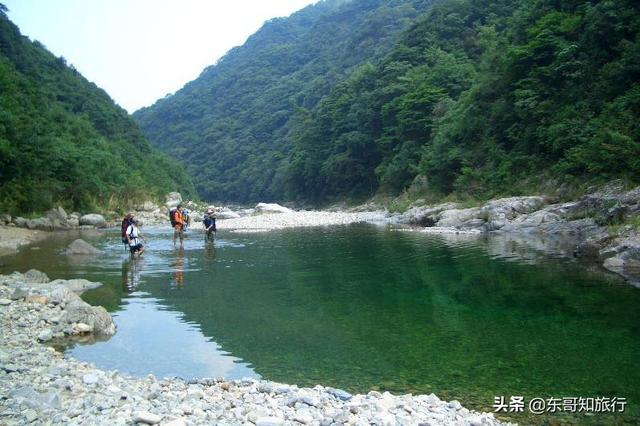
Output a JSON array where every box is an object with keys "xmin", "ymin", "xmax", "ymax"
[
  {"xmin": 121, "ymin": 258, "xmax": 143, "ymax": 293},
  {"xmin": 171, "ymin": 247, "xmax": 186, "ymax": 288}
]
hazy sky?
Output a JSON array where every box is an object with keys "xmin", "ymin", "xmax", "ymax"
[{"xmin": 4, "ymin": 0, "xmax": 318, "ymax": 112}]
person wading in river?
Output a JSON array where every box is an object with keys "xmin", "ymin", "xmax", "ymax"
[
  {"xmin": 171, "ymin": 205, "xmax": 186, "ymax": 246},
  {"xmin": 203, "ymin": 208, "xmax": 217, "ymax": 242},
  {"xmin": 126, "ymin": 219, "xmax": 145, "ymax": 257}
]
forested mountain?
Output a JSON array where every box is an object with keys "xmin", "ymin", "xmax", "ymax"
[
  {"xmin": 0, "ymin": 5, "xmax": 194, "ymax": 214},
  {"xmin": 134, "ymin": 0, "xmax": 434, "ymax": 202},
  {"xmin": 136, "ymin": 0, "xmax": 640, "ymax": 205}
]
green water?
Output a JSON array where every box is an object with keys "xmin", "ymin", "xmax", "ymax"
[{"xmin": 1, "ymin": 224, "xmax": 639, "ymax": 424}]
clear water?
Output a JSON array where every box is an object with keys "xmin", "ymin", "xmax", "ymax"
[{"xmin": 1, "ymin": 224, "xmax": 639, "ymax": 424}]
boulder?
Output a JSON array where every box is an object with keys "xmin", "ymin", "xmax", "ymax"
[
  {"xmin": 500, "ymin": 209, "xmax": 562, "ymax": 232},
  {"xmin": 48, "ymin": 287, "xmax": 82, "ymax": 306},
  {"xmin": 60, "ymin": 299, "xmax": 116, "ymax": 335},
  {"xmin": 26, "ymin": 217, "xmax": 53, "ymax": 231},
  {"xmin": 481, "ymin": 196, "xmax": 545, "ymax": 229},
  {"xmin": 79, "ymin": 214, "xmax": 106, "ymax": 227},
  {"xmin": 166, "ymin": 192, "xmax": 182, "ymax": 209},
  {"xmin": 0, "ymin": 213, "xmax": 11, "ymax": 225},
  {"xmin": 24, "ymin": 269, "xmax": 50, "ymax": 283},
  {"xmin": 254, "ymin": 203, "xmax": 293, "ymax": 214},
  {"xmin": 399, "ymin": 202, "xmax": 459, "ymax": 227},
  {"xmin": 13, "ymin": 217, "xmax": 28, "ymax": 228},
  {"xmin": 66, "ymin": 215, "xmax": 80, "ymax": 227},
  {"xmin": 65, "ymin": 239, "xmax": 101, "ymax": 255},
  {"xmin": 46, "ymin": 206, "xmax": 67, "ymax": 223},
  {"xmin": 436, "ymin": 207, "xmax": 482, "ymax": 228},
  {"xmin": 216, "ymin": 209, "xmax": 241, "ymax": 219}
]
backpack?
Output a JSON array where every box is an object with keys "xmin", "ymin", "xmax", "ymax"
[
  {"xmin": 121, "ymin": 217, "xmax": 131, "ymax": 243},
  {"xmin": 169, "ymin": 209, "xmax": 177, "ymax": 227}
]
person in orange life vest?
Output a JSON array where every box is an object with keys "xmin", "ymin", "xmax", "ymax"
[{"xmin": 172, "ymin": 204, "xmax": 186, "ymax": 246}]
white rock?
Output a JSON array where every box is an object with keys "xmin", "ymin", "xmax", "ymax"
[
  {"xmin": 37, "ymin": 329, "xmax": 53, "ymax": 342},
  {"xmin": 0, "ymin": 298, "xmax": 11, "ymax": 305},
  {"xmin": 256, "ymin": 416, "xmax": 286, "ymax": 426},
  {"xmin": 133, "ymin": 411, "xmax": 162, "ymax": 424},
  {"xmin": 82, "ymin": 373, "xmax": 99, "ymax": 385},
  {"xmin": 254, "ymin": 203, "xmax": 293, "ymax": 214},
  {"xmin": 163, "ymin": 419, "xmax": 187, "ymax": 426}
]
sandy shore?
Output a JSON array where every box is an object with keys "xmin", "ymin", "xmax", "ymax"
[{"xmin": 0, "ymin": 226, "xmax": 49, "ymax": 257}]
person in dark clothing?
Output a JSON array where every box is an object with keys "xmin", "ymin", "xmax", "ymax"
[
  {"xmin": 121, "ymin": 213, "xmax": 134, "ymax": 251},
  {"xmin": 203, "ymin": 208, "xmax": 216, "ymax": 241}
]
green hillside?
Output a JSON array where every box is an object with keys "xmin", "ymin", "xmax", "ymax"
[
  {"xmin": 136, "ymin": 0, "xmax": 640, "ymax": 205},
  {"xmin": 286, "ymin": 0, "xmax": 640, "ymax": 202},
  {"xmin": 0, "ymin": 5, "xmax": 195, "ymax": 214},
  {"xmin": 134, "ymin": 0, "xmax": 434, "ymax": 203}
]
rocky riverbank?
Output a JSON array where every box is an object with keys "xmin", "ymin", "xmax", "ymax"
[
  {"xmin": 0, "ymin": 270, "xmax": 506, "ymax": 426},
  {"xmin": 392, "ymin": 183, "xmax": 640, "ymax": 287}
]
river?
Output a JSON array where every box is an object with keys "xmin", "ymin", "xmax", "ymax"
[{"xmin": 1, "ymin": 223, "xmax": 638, "ymax": 423}]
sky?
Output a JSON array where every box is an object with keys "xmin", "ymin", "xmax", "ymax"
[{"xmin": 3, "ymin": 0, "xmax": 318, "ymax": 113}]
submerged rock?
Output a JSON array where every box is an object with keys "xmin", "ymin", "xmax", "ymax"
[{"xmin": 65, "ymin": 239, "xmax": 101, "ymax": 255}]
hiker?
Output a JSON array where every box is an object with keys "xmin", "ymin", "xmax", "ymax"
[
  {"xmin": 182, "ymin": 207, "xmax": 191, "ymax": 231},
  {"xmin": 121, "ymin": 212, "xmax": 134, "ymax": 251},
  {"xmin": 126, "ymin": 219, "xmax": 145, "ymax": 257},
  {"xmin": 203, "ymin": 208, "xmax": 216, "ymax": 241},
  {"xmin": 170, "ymin": 204, "xmax": 186, "ymax": 245}
]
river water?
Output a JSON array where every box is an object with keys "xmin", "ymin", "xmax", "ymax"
[{"xmin": 1, "ymin": 224, "xmax": 639, "ymax": 423}]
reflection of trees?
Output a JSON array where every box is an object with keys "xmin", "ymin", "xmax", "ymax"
[{"xmin": 144, "ymin": 227, "xmax": 640, "ymax": 419}]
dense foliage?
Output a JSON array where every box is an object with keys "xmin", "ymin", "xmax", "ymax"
[
  {"xmin": 137, "ymin": 0, "xmax": 640, "ymax": 205},
  {"xmin": 134, "ymin": 0, "xmax": 434, "ymax": 202},
  {"xmin": 0, "ymin": 7, "xmax": 195, "ymax": 214}
]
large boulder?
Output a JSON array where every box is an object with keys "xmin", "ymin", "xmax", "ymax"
[
  {"xmin": 399, "ymin": 202, "xmax": 458, "ymax": 226},
  {"xmin": 60, "ymin": 299, "xmax": 116, "ymax": 335},
  {"xmin": 65, "ymin": 239, "xmax": 101, "ymax": 255},
  {"xmin": 79, "ymin": 214, "xmax": 106, "ymax": 227},
  {"xmin": 46, "ymin": 206, "xmax": 67, "ymax": 223},
  {"xmin": 26, "ymin": 217, "xmax": 53, "ymax": 231},
  {"xmin": 216, "ymin": 209, "xmax": 241, "ymax": 219},
  {"xmin": 166, "ymin": 192, "xmax": 182, "ymax": 209},
  {"xmin": 254, "ymin": 203, "xmax": 293, "ymax": 214},
  {"xmin": 481, "ymin": 196, "xmax": 545, "ymax": 229},
  {"xmin": 437, "ymin": 207, "xmax": 482, "ymax": 228},
  {"xmin": 24, "ymin": 269, "xmax": 50, "ymax": 284},
  {"xmin": 13, "ymin": 217, "xmax": 27, "ymax": 228}
]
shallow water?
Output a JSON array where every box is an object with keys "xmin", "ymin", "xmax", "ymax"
[{"xmin": 1, "ymin": 224, "xmax": 639, "ymax": 423}]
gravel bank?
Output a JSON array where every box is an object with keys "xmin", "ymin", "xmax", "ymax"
[
  {"xmin": 218, "ymin": 211, "xmax": 389, "ymax": 232},
  {"xmin": 0, "ymin": 270, "xmax": 507, "ymax": 425}
]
